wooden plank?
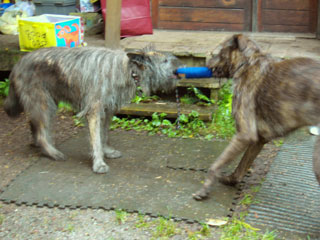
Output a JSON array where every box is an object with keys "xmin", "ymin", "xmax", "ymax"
[
  {"xmin": 243, "ymin": 0, "xmax": 252, "ymax": 31},
  {"xmin": 262, "ymin": 24, "xmax": 310, "ymax": 33},
  {"xmin": 158, "ymin": 21, "xmax": 244, "ymax": 31},
  {"xmin": 310, "ymin": 0, "xmax": 318, "ymax": 32},
  {"xmin": 119, "ymin": 102, "xmax": 215, "ymax": 121},
  {"xmin": 177, "ymin": 78, "xmax": 227, "ymax": 89},
  {"xmin": 104, "ymin": 0, "xmax": 122, "ymax": 49},
  {"xmin": 159, "ymin": 0, "xmax": 246, "ymax": 8},
  {"xmin": 159, "ymin": 8, "xmax": 244, "ymax": 23},
  {"xmin": 262, "ymin": 9, "xmax": 310, "ymax": 26},
  {"xmin": 262, "ymin": 0, "xmax": 311, "ymax": 10},
  {"xmin": 151, "ymin": 0, "xmax": 159, "ymax": 28}
]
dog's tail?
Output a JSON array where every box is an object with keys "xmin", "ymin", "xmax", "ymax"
[{"xmin": 4, "ymin": 82, "xmax": 23, "ymax": 118}]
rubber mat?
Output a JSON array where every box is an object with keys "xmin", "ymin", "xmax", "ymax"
[
  {"xmin": 246, "ymin": 131, "xmax": 320, "ymax": 237},
  {"xmin": 0, "ymin": 130, "xmax": 237, "ymax": 222}
]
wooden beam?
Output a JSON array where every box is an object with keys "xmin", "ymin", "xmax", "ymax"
[{"xmin": 105, "ymin": 0, "xmax": 122, "ymax": 49}]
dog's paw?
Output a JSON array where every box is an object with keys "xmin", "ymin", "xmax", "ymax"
[
  {"xmin": 104, "ymin": 149, "xmax": 122, "ymax": 159},
  {"xmin": 50, "ymin": 151, "xmax": 66, "ymax": 161},
  {"xmin": 192, "ymin": 188, "xmax": 210, "ymax": 201},
  {"xmin": 218, "ymin": 175, "xmax": 238, "ymax": 186},
  {"xmin": 93, "ymin": 161, "xmax": 109, "ymax": 174}
]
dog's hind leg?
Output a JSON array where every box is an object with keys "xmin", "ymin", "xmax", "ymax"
[
  {"xmin": 219, "ymin": 140, "xmax": 266, "ymax": 186},
  {"xmin": 313, "ymin": 136, "xmax": 320, "ymax": 185},
  {"xmin": 193, "ymin": 134, "xmax": 251, "ymax": 200},
  {"xmin": 101, "ymin": 110, "xmax": 122, "ymax": 159},
  {"xmin": 29, "ymin": 100, "xmax": 65, "ymax": 161},
  {"xmin": 87, "ymin": 104, "xmax": 109, "ymax": 173}
]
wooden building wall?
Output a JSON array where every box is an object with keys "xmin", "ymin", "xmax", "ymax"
[{"xmin": 152, "ymin": 0, "xmax": 318, "ymax": 33}]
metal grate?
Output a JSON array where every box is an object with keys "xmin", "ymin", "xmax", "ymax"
[{"xmin": 247, "ymin": 132, "xmax": 320, "ymax": 237}]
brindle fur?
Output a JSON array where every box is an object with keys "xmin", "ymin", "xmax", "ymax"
[
  {"xmin": 193, "ymin": 34, "xmax": 320, "ymax": 200},
  {"xmin": 4, "ymin": 46, "xmax": 181, "ymax": 173}
]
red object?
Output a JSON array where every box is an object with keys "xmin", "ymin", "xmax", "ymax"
[{"xmin": 100, "ymin": 0, "xmax": 153, "ymax": 37}]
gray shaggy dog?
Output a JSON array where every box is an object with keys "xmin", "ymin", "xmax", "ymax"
[{"xmin": 4, "ymin": 46, "xmax": 181, "ymax": 173}]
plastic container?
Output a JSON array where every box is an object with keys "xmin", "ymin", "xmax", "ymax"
[
  {"xmin": 0, "ymin": 3, "xmax": 13, "ymax": 16},
  {"xmin": 19, "ymin": 14, "xmax": 81, "ymax": 51},
  {"xmin": 33, "ymin": 0, "xmax": 76, "ymax": 15},
  {"xmin": 176, "ymin": 67, "xmax": 212, "ymax": 78}
]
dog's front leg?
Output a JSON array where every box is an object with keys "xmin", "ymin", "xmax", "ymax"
[
  {"xmin": 87, "ymin": 105, "xmax": 109, "ymax": 174},
  {"xmin": 219, "ymin": 140, "xmax": 266, "ymax": 186},
  {"xmin": 101, "ymin": 110, "xmax": 122, "ymax": 159},
  {"xmin": 193, "ymin": 134, "xmax": 250, "ymax": 200}
]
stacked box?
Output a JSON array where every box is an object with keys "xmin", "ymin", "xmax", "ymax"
[
  {"xmin": 18, "ymin": 14, "xmax": 81, "ymax": 51},
  {"xmin": 34, "ymin": 0, "xmax": 76, "ymax": 15}
]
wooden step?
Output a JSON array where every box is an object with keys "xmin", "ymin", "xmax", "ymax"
[
  {"xmin": 177, "ymin": 77, "xmax": 227, "ymax": 89},
  {"xmin": 119, "ymin": 101, "xmax": 215, "ymax": 121}
]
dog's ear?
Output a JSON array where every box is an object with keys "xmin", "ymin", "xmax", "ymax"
[
  {"xmin": 127, "ymin": 52, "xmax": 150, "ymax": 69},
  {"xmin": 234, "ymin": 34, "xmax": 248, "ymax": 51}
]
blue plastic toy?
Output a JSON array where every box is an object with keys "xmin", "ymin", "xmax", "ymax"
[{"xmin": 176, "ymin": 67, "xmax": 212, "ymax": 78}]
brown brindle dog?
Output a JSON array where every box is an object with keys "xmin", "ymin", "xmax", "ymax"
[{"xmin": 193, "ymin": 34, "xmax": 320, "ymax": 200}]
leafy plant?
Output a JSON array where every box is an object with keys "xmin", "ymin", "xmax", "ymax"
[
  {"xmin": 181, "ymin": 87, "xmax": 215, "ymax": 106},
  {"xmin": 72, "ymin": 115, "xmax": 85, "ymax": 127},
  {"xmin": 111, "ymin": 111, "xmax": 211, "ymax": 139},
  {"xmin": 58, "ymin": 101, "xmax": 74, "ymax": 113},
  {"xmin": 210, "ymin": 80, "xmax": 235, "ymax": 139},
  {"xmin": 0, "ymin": 78, "xmax": 10, "ymax": 97},
  {"xmin": 132, "ymin": 87, "xmax": 160, "ymax": 104}
]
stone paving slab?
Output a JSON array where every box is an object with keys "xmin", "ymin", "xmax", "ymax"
[{"xmin": 0, "ymin": 130, "xmax": 237, "ymax": 222}]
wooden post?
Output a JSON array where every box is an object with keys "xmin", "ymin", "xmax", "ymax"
[
  {"xmin": 251, "ymin": 0, "xmax": 258, "ymax": 32},
  {"xmin": 317, "ymin": 0, "xmax": 320, "ymax": 39},
  {"xmin": 105, "ymin": 0, "xmax": 122, "ymax": 49},
  {"xmin": 151, "ymin": 0, "xmax": 159, "ymax": 29}
]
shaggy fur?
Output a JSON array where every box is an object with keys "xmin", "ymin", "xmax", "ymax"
[
  {"xmin": 193, "ymin": 34, "xmax": 320, "ymax": 200},
  {"xmin": 4, "ymin": 46, "xmax": 181, "ymax": 173}
]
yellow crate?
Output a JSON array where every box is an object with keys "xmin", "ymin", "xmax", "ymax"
[{"xmin": 19, "ymin": 14, "xmax": 81, "ymax": 51}]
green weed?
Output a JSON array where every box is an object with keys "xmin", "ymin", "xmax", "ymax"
[
  {"xmin": 64, "ymin": 223, "xmax": 75, "ymax": 232},
  {"xmin": 181, "ymin": 87, "xmax": 215, "ymax": 106},
  {"xmin": 239, "ymin": 194, "xmax": 254, "ymax": 206},
  {"xmin": 0, "ymin": 78, "xmax": 9, "ymax": 97},
  {"xmin": 221, "ymin": 218, "xmax": 277, "ymax": 240},
  {"xmin": 72, "ymin": 115, "xmax": 85, "ymax": 127},
  {"xmin": 58, "ymin": 101, "xmax": 74, "ymax": 113},
  {"xmin": 111, "ymin": 111, "xmax": 211, "ymax": 139},
  {"xmin": 210, "ymin": 80, "xmax": 235, "ymax": 139},
  {"xmin": 188, "ymin": 223, "xmax": 211, "ymax": 240},
  {"xmin": 0, "ymin": 214, "xmax": 4, "ymax": 225},
  {"xmin": 115, "ymin": 209, "xmax": 127, "ymax": 224},
  {"xmin": 135, "ymin": 214, "xmax": 152, "ymax": 228},
  {"xmin": 132, "ymin": 87, "xmax": 160, "ymax": 104},
  {"xmin": 152, "ymin": 217, "xmax": 180, "ymax": 239},
  {"xmin": 273, "ymin": 139, "xmax": 284, "ymax": 147}
]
